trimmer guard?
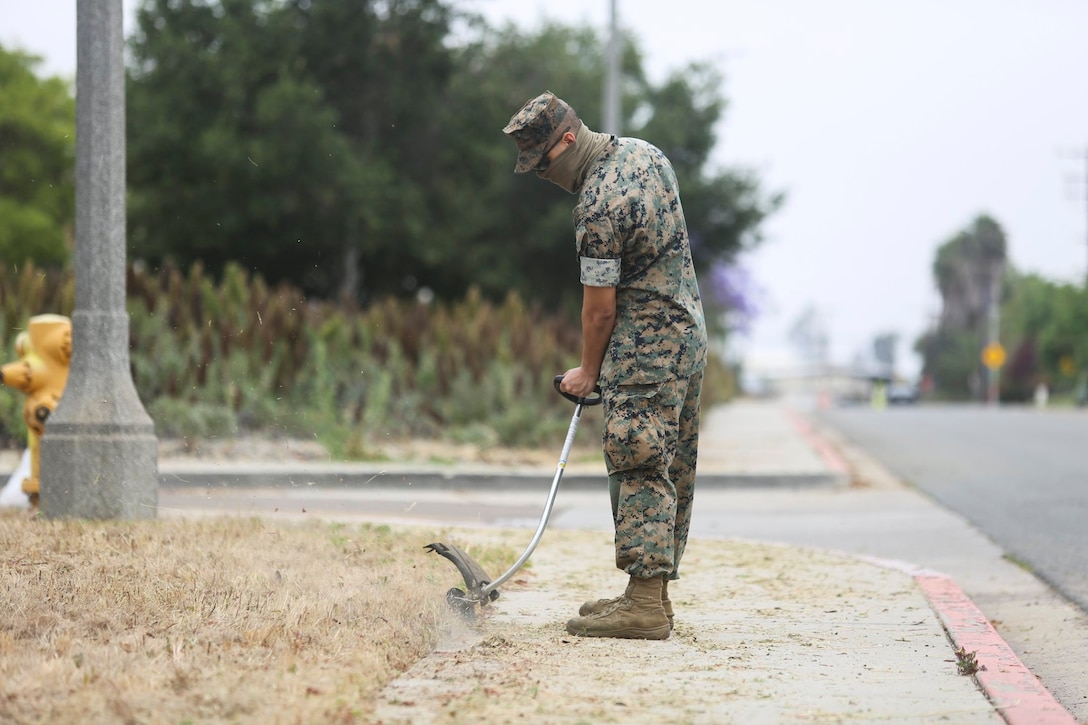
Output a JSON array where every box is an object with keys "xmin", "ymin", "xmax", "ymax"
[{"xmin": 424, "ymin": 542, "xmax": 500, "ymax": 604}]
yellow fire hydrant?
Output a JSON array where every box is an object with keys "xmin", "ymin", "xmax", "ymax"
[{"xmin": 0, "ymin": 314, "xmax": 72, "ymax": 507}]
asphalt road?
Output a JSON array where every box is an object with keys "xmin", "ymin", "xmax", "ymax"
[{"xmin": 818, "ymin": 403, "xmax": 1088, "ymax": 615}]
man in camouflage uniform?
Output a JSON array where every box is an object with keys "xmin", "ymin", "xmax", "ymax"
[{"xmin": 503, "ymin": 91, "xmax": 707, "ymax": 640}]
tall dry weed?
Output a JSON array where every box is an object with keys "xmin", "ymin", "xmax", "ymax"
[{"xmin": 0, "ymin": 512, "xmax": 508, "ymax": 723}]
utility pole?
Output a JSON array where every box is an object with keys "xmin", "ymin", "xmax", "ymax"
[
  {"xmin": 1061, "ymin": 147, "xmax": 1088, "ymax": 286},
  {"xmin": 985, "ymin": 268, "xmax": 1001, "ymax": 407},
  {"xmin": 602, "ymin": 0, "xmax": 621, "ymax": 135},
  {"xmin": 40, "ymin": 0, "xmax": 160, "ymax": 519}
]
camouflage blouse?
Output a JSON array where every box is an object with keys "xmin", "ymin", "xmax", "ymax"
[{"xmin": 574, "ymin": 137, "xmax": 708, "ymax": 387}]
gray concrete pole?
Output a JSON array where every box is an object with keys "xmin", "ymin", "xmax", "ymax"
[
  {"xmin": 39, "ymin": 0, "xmax": 159, "ymax": 519},
  {"xmin": 602, "ymin": 0, "xmax": 621, "ymax": 135}
]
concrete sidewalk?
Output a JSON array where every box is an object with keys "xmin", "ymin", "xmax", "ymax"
[
  {"xmin": 378, "ymin": 529, "xmax": 1007, "ymax": 724},
  {"xmin": 150, "ymin": 399, "xmax": 1080, "ymax": 724}
]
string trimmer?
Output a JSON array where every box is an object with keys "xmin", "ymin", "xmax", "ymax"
[{"xmin": 426, "ymin": 375, "xmax": 601, "ymax": 617}]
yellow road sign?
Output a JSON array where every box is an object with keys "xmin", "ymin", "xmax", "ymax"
[{"xmin": 981, "ymin": 342, "xmax": 1006, "ymax": 369}]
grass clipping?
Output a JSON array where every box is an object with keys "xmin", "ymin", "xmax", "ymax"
[{"xmin": 0, "ymin": 511, "xmax": 510, "ymax": 723}]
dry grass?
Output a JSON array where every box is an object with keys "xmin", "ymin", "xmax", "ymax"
[{"xmin": 0, "ymin": 510, "xmax": 514, "ymax": 724}]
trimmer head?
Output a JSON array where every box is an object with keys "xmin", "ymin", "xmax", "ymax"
[{"xmin": 425, "ymin": 542, "xmax": 501, "ymax": 617}]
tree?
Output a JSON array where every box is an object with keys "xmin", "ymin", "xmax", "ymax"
[
  {"xmin": 917, "ymin": 327, "xmax": 982, "ymax": 398},
  {"xmin": 0, "ymin": 46, "xmax": 75, "ymax": 268},
  {"xmin": 125, "ymin": 2, "xmax": 781, "ymax": 313},
  {"xmin": 998, "ymin": 273, "xmax": 1055, "ymax": 400},
  {"xmin": 127, "ymin": 0, "xmax": 456, "ymax": 302},
  {"xmin": 432, "ymin": 20, "xmax": 782, "ymax": 310},
  {"xmin": 987, "ymin": 272, "xmax": 1088, "ymax": 401},
  {"xmin": 1028, "ymin": 280, "xmax": 1088, "ymax": 397},
  {"xmin": 918, "ymin": 214, "xmax": 1008, "ymax": 398}
]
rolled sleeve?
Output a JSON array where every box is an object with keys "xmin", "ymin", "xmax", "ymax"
[{"xmin": 580, "ymin": 256, "xmax": 621, "ymax": 287}]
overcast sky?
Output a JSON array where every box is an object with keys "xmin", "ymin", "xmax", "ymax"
[{"xmin": 5, "ymin": 1, "xmax": 1088, "ymax": 377}]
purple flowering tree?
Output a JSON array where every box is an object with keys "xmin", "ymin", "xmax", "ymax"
[{"xmin": 704, "ymin": 259, "xmax": 763, "ymax": 337}]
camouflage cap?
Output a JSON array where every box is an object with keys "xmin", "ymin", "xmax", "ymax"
[{"xmin": 502, "ymin": 91, "xmax": 580, "ymax": 173}]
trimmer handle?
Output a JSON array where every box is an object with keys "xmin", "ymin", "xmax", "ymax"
[{"xmin": 553, "ymin": 375, "xmax": 603, "ymax": 406}]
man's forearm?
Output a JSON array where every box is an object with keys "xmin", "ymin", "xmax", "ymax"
[
  {"xmin": 580, "ymin": 318, "xmax": 614, "ymax": 377},
  {"xmin": 580, "ymin": 287, "xmax": 616, "ymax": 378}
]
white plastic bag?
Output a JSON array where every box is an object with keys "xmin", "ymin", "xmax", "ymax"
[{"xmin": 0, "ymin": 449, "xmax": 31, "ymax": 508}]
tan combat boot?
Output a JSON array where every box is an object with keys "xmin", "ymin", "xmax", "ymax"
[
  {"xmin": 662, "ymin": 577, "xmax": 674, "ymax": 628},
  {"xmin": 579, "ymin": 576, "xmax": 674, "ymax": 629},
  {"xmin": 566, "ymin": 576, "xmax": 670, "ymax": 640}
]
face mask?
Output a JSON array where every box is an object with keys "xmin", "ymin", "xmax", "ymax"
[
  {"xmin": 534, "ymin": 126, "xmax": 614, "ymax": 195},
  {"xmin": 535, "ymin": 139, "xmax": 582, "ymax": 194}
]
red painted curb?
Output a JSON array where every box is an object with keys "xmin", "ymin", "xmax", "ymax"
[
  {"xmin": 784, "ymin": 408, "xmax": 850, "ymax": 474},
  {"xmin": 915, "ymin": 573, "xmax": 1079, "ymax": 725}
]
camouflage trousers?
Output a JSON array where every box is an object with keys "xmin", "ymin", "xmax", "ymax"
[{"xmin": 602, "ymin": 367, "xmax": 703, "ymax": 580}]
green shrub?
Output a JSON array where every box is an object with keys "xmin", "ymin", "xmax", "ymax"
[
  {"xmin": 0, "ymin": 262, "xmax": 735, "ymax": 454},
  {"xmin": 147, "ymin": 398, "xmax": 238, "ymax": 441}
]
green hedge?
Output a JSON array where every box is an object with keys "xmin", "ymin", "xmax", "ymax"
[{"xmin": 0, "ymin": 262, "xmax": 735, "ymax": 456}]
